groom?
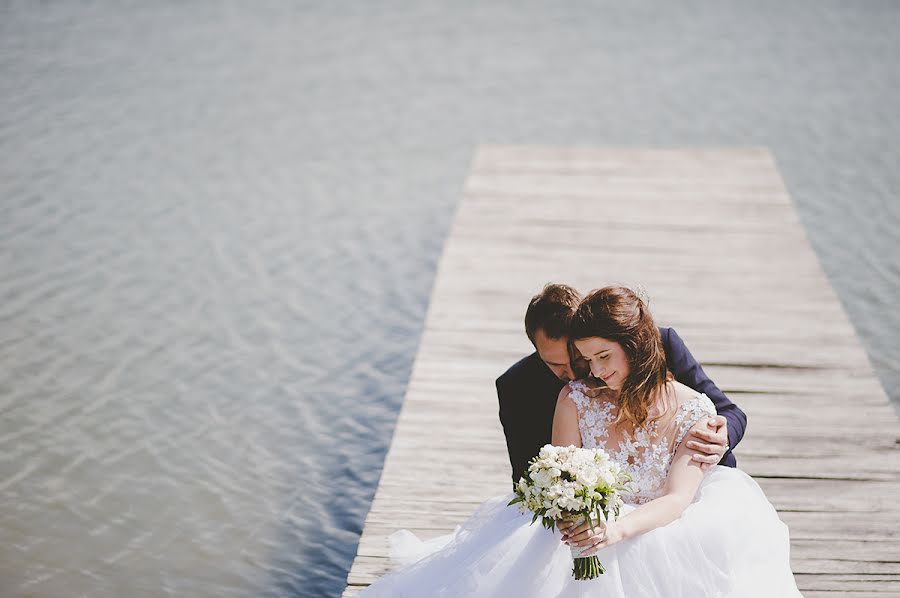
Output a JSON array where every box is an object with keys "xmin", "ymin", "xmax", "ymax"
[{"xmin": 496, "ymin": 283, "xmax": 747, "ymax": 485}]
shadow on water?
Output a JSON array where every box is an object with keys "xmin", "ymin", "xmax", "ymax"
[{"xmin": 264, "ymin": 316, "xmax": 424, "ymax": 598}]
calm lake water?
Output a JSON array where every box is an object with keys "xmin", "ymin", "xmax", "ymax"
[{"xmin": 1, "ymin": 2, "xmax": 898, "ymax": 597}]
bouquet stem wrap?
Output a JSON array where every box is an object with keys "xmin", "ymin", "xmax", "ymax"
[
  {"xmin": 566, "ymin": 514, "xmax": 605, "ymax": 580},
  {"xmin": 509, "ymin": 444, "xmax": 629, "ymax": 582}
]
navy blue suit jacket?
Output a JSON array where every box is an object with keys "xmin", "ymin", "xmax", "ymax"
[{"xmin": 496, "ymin": 327, "xmax": 747, "ymax": 484}]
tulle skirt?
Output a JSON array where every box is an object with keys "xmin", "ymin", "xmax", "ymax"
[{"xmin": 360, "ymin": 467, "xmax": 802, "ymax": 597}]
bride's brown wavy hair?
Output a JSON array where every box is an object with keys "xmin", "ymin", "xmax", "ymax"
[{"xmin": 569, "ymin": 286, "xmax": 670, "ymax": 429}]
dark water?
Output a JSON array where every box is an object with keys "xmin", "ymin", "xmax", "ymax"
[{"xmin": 1, "ymin": 2, "xmax": 898, "ymax": 597}]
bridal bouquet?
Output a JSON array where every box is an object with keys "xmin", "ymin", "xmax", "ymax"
[{"xmin": 508, "ymin": 444, "xmax": 629, "ymax": 580}]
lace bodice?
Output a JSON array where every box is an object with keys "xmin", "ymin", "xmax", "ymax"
[{"xmin": 567, "ymin": 380, "xmax": 716, "ymax": 505}]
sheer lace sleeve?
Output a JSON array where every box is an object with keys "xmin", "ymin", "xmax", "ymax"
[{"xmin": 673, "ymin": 393, "xmax": 717, "ymax": 453}]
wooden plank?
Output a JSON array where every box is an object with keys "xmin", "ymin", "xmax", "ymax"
[
  {"xmin": 343, "ymin": 147, "xmax": 900, "ymax": 595},
  {"xmin": 348, "ymin": 555, "xmax": 900, "ymax": 586}
]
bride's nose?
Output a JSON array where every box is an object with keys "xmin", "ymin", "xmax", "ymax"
[{"xmin": 590, "ymin": 362, "xmax": 605, "ymax": 378}]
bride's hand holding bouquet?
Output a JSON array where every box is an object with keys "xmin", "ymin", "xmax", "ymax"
[{"xmin": 508, "ymin": 444, "xmax": 630, "ymax": 580}]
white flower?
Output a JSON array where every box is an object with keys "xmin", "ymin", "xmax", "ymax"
[
  {"xmin": 558, "ymin": 493, "xmax": 581, "ymax": 511},
  {"xmin": 532, "ymin": 470, "xmax": 554, "ymax": 488},
  {"xmin": 514, "ymin": 446, "xmax": 623, "ymax": 531}
]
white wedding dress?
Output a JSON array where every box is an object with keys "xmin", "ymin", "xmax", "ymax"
[{"xmin": 360, "ymin": 381, "xmax": 802, "ymax": 597}]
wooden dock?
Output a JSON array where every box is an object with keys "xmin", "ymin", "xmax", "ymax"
[{"xmin": 343, "ymin": 147, "xmax": 900, "ymax": 597}]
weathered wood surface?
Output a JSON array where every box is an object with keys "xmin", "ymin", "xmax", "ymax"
[{"xmin": 343, "ymin": 147, "xmax": 900, "ymax": 597}]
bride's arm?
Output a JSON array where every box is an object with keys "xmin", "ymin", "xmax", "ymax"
[
  {"xmin": 551, "ymin": 386, "xmax": 582, "ymax": 448},
  {"xmin": 567, "ymin": 418, "xmax": 710, "ymax": 554},
  {"xmin": 551, "ymin": 386, "xmax": 584, "ymax": 535}
]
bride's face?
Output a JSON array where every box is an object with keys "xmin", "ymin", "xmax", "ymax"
[{"xmin": 573, "ymin": 336, "xmax": 630, "ymax": 390}]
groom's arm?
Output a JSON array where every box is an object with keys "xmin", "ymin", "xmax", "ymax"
[
  {"xmin": 496, "ymin": 373, "xmax": 530, "ymax": 486},
  {"xmin": 661, "ymin": 327, "xmax": 748, "ymax": 464}
]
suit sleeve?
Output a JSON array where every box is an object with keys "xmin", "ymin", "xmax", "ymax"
[
  {"xmin": 496, "ymin": 374, "xmax": 528, "ymax": 486},
  {"xmin": 663, "ymin": 328, "xmax": 748, "ymax": 462}
]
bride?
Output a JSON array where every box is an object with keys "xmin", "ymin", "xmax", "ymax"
[{"xmin": 361, "ymin": 286, "xmax": 802, "ymax": 597}]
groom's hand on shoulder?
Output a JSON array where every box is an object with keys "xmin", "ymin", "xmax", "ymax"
[{"xmin": 686, "ymin": 416, "xmax": 729, "ymax": 471}]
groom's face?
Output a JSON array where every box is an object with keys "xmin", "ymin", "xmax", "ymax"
[{"xmin": 533, "ymin": 328, "xmax": 575, "ymax": 382}]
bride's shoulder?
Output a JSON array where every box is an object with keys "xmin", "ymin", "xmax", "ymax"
[
  {"xmin": 667, "ymin": 380, "xmax": 697, "ymax": 402},
  {"xmin": 666, "ymin": 380, "xmax": 716, "ymax": 416},
  {"xmin": 562, "ymin": 379, "xmax": 615, "ymax": 410}
]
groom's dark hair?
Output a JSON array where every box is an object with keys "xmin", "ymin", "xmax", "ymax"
[{"xmin": 525, "ymin": 283, "xmax": 582, "ymax": 344}]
